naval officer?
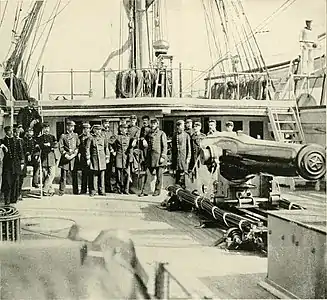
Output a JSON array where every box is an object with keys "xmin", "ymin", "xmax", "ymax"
[
  {"xmin": 0, "ymin": 125, "xmax": 25, "ymax": 204},
  {"xmin": 86, "ymin": 124, "xmax": 109, "ymax": 197},
  {"xmin": 58, "ymin": 120, "xmax": 80, "ymax": 196},
  {"xmin": 189, "ymin": 121, "xmax": 206, "ymax": 171},
  {"xmin": 79, "ymin": 122, "xmax": 93, "ymax": 195},
  {"xmin": 171, "ymin": 120, "xmax": 191, "ymax": 188}
]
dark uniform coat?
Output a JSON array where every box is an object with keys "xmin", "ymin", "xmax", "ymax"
[
  {"xmin": 86, "ymin": 134, "xmax": 109, "ymax": 171},
  {"xmin": 0, "ymin": 136, "xmax": 25, "ymax": 175},
  {"xmin": 23, "ymin": 136, "xmax": 40, "ymax": 161},
  {"xmin": 78, "ymin": 133, "xmax": 91, "ymax": 168},
  {"xmin": 114, "ymin": 134, "xmax": 132, "ymax": 169},
  {"xmin": 190, "ymin": 132, "xmax": 206, "ymax": 169},
  {"xmin": 146, "ymin": 128, "xmax": 168, "ymax": 168},
  {"xmin": 171, "ymin": 131, "xmax": 191, "ymax": 171},
  {"xmin": 17, "ymin": 106, "xmax": 42, "ymax": 132},
  {"xmin": 58, "ymin": 132, "xmax": 80, "ymax": 171},
  {"xmin": 37, "ymin": 134, "xmax": 58, "ymax": 167}
]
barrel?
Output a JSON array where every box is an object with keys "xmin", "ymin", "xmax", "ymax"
[{"xmin": 0, "ymin": 206, "xmax": 20, "ymax": 242}]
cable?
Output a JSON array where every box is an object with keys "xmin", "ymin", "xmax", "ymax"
[
  {"xmin": 0, "ymin": 0, "xmax": 8, "ymax": 29},
  {"xmin": 181, "ymin": 0, "xmax": 297, "ymax": 94},
  {"xmin": 37, "ymin": 0, "xmax": 72, "ymax": 28},
  {"xmin": 28, "ymin": 0, "xmax": 61, "ymax": 89}
]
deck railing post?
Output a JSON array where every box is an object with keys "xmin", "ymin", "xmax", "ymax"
[
  {"xmin": 103, "ymin": 69, "xmax": 106, "ymax": 98},
  {"xmin": 89, "ymin": 69, "xmax": 93, "ymax": 97},
  {"xmin": 70, "ymin": 68, "xmax": 74, "ymax": 100},
  {"xmin": 179, "ymin": 62, "xmax": 182, "ymax": 98}
]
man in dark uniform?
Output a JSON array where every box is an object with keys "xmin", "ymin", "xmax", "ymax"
[
  {"xmin": 171, "ymin": 120, "xmax": 191, "ymax": 188},
  {"xmin": 13, "ymin": 125, "xmax": 25, "ymax": 200},
  {"xmin": 79, "ymin": 122, "xmax": 93, "ymax": 195},
  {"xmin": 114, "ymin": 124, "xmax": 132, "ymax": 194},
  {"xmin": 139, "ymin": 118, "xmax": 167, "ymax": 197},
  {"xmin": 207, "ymin": 119, "xmax": 218, "ymax": 136},
  {"xmin": 22, "ymin": 127, "xmax": 40, "ymax": 188},
  {"xmin": 185, "ymin": 118, "xmax": 194, "ymax": 136},
  {"xmin": 139, "ymin": 115, "xmax": 151, "ymax": 172},
  {"xmin": 189, "ymin": 121, "xmax": 206, "ymax": 172},
  {"xmin": 102, "ymin": 118, "xmax": 116, "ymax": 193},
  {"xmin": 86, "ymin": 124, "xmax": 109, "ymax": 197},
  {"xmin": 128, "ymin": 115, "xmax": 141, "ymax": 175},
  {"xmin": 17, "ymin": 97, "xmax": 42, "ymax": 137},
  {"xmin": 0, "ymin": 125, "xmax": 25, "ymax": 204},
  {"xmin": 58, "ymin": 120, "xmax": 80, "ymax": 196},
  {"xmin": 38, "ymin": 122, "xmax": 57, "ymax": 196}
]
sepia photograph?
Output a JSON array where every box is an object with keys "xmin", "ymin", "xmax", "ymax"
[{"xmin": 0, "ymin": 0, "xmax": 326, "ymax": 298}]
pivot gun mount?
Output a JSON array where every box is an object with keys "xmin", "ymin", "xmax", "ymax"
[{"xmin": 163, "ymin": 132, "xmax": 326, "ymax": 252}]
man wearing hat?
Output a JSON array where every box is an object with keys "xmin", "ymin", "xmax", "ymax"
[
  {"xmin": 113, "ymin": 124, "xmax": 132, "ymax": 194},
  {"xmin": 171, "ymin": 120, "xmax": 191, "ymax": 188},
  {"xmin": 139, "ymin": 118, "xmax": 167, "ymax": 197},
  {"xmin": 207, "ymin": 119, "xmax": 218, "ymax": 136},
  {"xmin": 13, "ymin": 124, "xmax": 25, "ymax": 200},
  {"xmin": 102, "ymin": 118, "xmax": 116, "ymax": 193},
  {"xmin": 58, "ymin": 120, "xmax": 80, "ymax": 196},
  {"xmin": 139, "ymin": 115, "xmax": 151, "ymax": 172},
  {"xmin": 86, "ymin": 124, "xmax": 110, "ymax": 196},
  {"xmin": 225, "ymin": 121, "xmax": 234, "ymax": 132},
  {"xmin": 189, "ymin": 121, "xmax": 206, "ymax": 171},
  {"xmin": 79, "ymin": 122, "xmax": 93, "ymax": 194},
  {"xmin": 299, "ymin": 19, "xmax": 317, "ymax": 74},
  {"xmin": 185, "ymin": 119, "xmax": 194, "ymax": 136},
  {"xmin": 17, "ymin": 97, "xmax": 42, "ymax": 137},
  {"xmin": 128, "ymin": 115, "xmax": 141, "ymax": 176},
  {"xmin": 38, "ymin": 122, "xmax": 57, "ymax": 196},
  {"xmin": 0, "ymin": 125, "xmax": 25, "ymax": 204}
]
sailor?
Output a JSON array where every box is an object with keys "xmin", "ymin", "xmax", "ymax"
[
  {"xmin": 128, "ymin": 115, "xmax": 141, "ymax": 176},
  {"xmin": 13, "ymin": 125, "xmax": 25, "ymax": 200},
  {"xmin": 79, "ymin": 122, "xmax": 93, "ymax": 195},
  {"xmin": 0, "ymin": 125, "xmax": 25, "ymax": 205},
  {"xmin": 86, "ymin": 124, "xmax": 109, "ymax": 197},
  {"xmin": 189, "ymin": 121, "xmax": 206, "ymax": 171},
  {"xmin": 17, "ymin": 97, "xmax": 42, "ymax": 137},
  {"xmin": 139, "ymin": 118, "xmax": 167, "ymax": 197},
  {"xmin": 102, "ymin": 118, "xmax": 116, "ymax": 193},
  {"xmin": 225, "ymin": 121, "xmax": 234, "ymax": 132},
  {"xmin": 299, "ymin": 19, "xmax": 317, "ymax": 74},
  {"xmin": 207, "ymin": 119, "xmax": 217, "ymax": 136},
  {"xmin": 21, "ymin": 127, "xmax": 40, "ymax": 191},
  {"xmin": 171, "ymin": 120, "xmax": 191, "ymax": 188},
  {"xmin": 139, "ymin": 115, "xmax": 151, "ymax": 172},
  {"xmin": 185, "ymin": 119, "xmax": 194, "ymax": 136},
  {"xmin": 113, "ymin": 124, "xmax": 133, "ymax": 194},
  {"xmin": 58, "ymin": 120, "xmax": 80, "ymax": 196},
  {"xmin": 38, "ymin": 123, "xmax": 57, "ymax": 196}
]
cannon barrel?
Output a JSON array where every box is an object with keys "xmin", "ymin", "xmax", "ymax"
[{"xmin": 199, "ymin": 132, "xmax": 326, "ymax": 181}]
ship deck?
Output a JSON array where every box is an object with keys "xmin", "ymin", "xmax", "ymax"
[{"xmin": 14, "ymin": 185, "xmax": 326, "ymax": 299}]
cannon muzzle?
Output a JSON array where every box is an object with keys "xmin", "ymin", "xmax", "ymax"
[{"xmin": 199, "ymin": 132, "xmax": 326, "ymax": 181}]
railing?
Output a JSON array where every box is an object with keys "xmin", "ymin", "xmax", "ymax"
[{"xmin": 36, "ymin": 67, "xmax": 208, "ymax": 101}]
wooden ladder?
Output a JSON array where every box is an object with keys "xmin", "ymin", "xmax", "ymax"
[{"xmin": 267, "ymin": 107, "xmax": 305, "ymax": 144}]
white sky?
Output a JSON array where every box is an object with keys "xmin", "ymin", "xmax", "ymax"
[{"xmin": 0, "ymin": 0, "xmax": 325, "ymax": 97}]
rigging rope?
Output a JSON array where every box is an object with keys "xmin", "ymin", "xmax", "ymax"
[
  {"xmin": 0, "ymin": 0, "xmax": 8, "ymax": 29},
  {"xmin": 28, "ymin": 0, "xmax": 61, "ymax": 90},
  {"xmin": 201, "ymin": 0, "xmax": 214, "ymax": 69},
  {"xmin": 181, "ymin": 0, "xmax": 297, "ymax": 94}
]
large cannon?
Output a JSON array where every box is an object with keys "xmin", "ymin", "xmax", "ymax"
[
  {"xmin": 162, "ymin": 132, "xmax": 325, "ymax": 251},
  {"xmin": 200, "ymin": 131, "xmax": 326, "ymax": 182}
]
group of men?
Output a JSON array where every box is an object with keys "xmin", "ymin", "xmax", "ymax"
[{"xmin": 0, "ymin": 97, "xmax": 235, "ymax": 203}]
